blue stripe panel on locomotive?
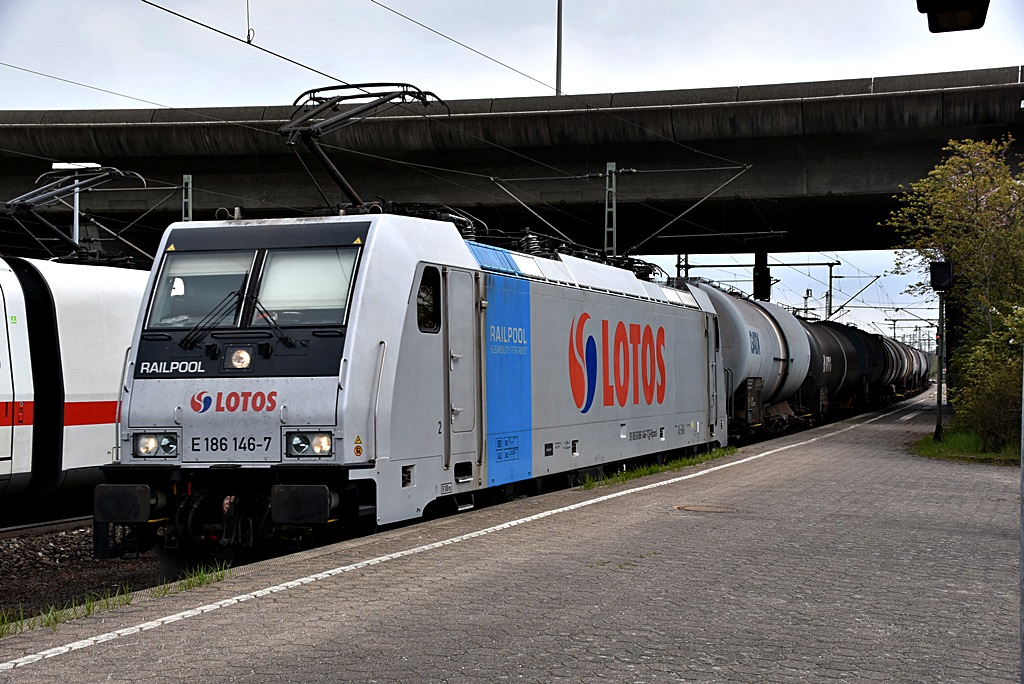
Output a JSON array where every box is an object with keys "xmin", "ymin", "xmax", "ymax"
[{"xmin": 483, "ymin": 274, "xmax": 533, "ymax": 486}]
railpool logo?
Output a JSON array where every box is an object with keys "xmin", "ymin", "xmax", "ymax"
[
  {"xmin": 190, "ymin": 391, "xmax": 213, "ymax": 413},
  {"xmin": 568, "ymin": 313, "xmax": 667, "ymax": 414},
  {"xmin": 189, "ymin": 390, "xmax": 278, "ymax": 413}
]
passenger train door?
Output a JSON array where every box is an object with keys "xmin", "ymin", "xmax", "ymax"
[
  {"xmin": 443, "ymin": 269, "xmax": 479, "ymax": 466},
  {"xmin": 0, "ymin": 282, "xmax": 14, "ymax": 484}
]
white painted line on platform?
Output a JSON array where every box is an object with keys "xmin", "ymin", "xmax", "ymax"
[{"xmin": 0, "ymin": 404, "xmax": 911, "ymax": 671}]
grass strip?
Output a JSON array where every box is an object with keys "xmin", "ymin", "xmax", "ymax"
[
  {"xmin": 578, "ymin": 445, "xmax": 737, "ymax": 490},
  {"xmin": 911, "ymin": 432, "xmax": 1019, "ymax": 466},
  {"xmin": 0, "ymin": 561, "xmax": 231, "ymax": 639}
]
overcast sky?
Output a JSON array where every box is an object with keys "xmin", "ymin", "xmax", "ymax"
[
  {"xmin": 1, "ymin": 1, "xmax": 1021, "ymax": 108},
  {"xmin": 1, "ymin": 0, "xmax": 1021, "ymax": 335}
]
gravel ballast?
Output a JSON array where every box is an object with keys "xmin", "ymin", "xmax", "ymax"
[{"xmin": 0, "ymin": 526, "xmax": 161, "ymax": 619}]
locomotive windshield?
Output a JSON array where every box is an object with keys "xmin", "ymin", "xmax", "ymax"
[
  {"xmin": 145, "ymin": 246, "xmax": 359, "ymax": 330},
  {"xmin": 147, "ymin": 251, "xmax": 255, "ymax": 329},
  {"xmin": 250, "ymin": 248, "xmax": 358, "ymax": 327}
]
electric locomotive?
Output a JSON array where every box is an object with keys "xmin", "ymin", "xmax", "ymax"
[{"xmin": 94, "ymin": 214, "xmax": 727, "ymax": 560}]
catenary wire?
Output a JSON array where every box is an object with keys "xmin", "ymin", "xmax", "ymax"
[
  {"xmin": 136, "ymin": 0, "xmax": 756, "ymax": 245},
  {"xmin": 368, "ymin": 0, "xmax": 749, "ymax": 170},
  {"xmin": 4, "ymin": 8, "xmax": 919, "ymax": 327}
]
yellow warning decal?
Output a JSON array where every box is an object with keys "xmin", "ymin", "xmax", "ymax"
[
  {"xmin": 166, "ymin": 244, "xmax": 176, "ymax": 251},
  {"xmin": 353, "ymin": 237, "xmax": 362, "ymax": 244},
  {"xmin": 354, "ymin": 436, "xmax": 363, "ymax": 445}
]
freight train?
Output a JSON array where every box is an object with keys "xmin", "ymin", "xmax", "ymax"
[
  {"xmin": 0, "ymin": 257, "xmax": 147, "ymax": 521},
  {"xmin": 92, "ymin": 214, "xmax": 929, "ymax": 564},
  {"xmin": 691, "ymin": 281, "xmax": 930, "ymax": 434}
]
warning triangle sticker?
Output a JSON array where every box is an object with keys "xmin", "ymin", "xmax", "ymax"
[
  {"xmin": 354, "ymin": 436, "xmax": 363, "ymax": 445},
  {"xmin": 353, "ymin": 238, "xmax": 362, "ymax": 244},
  {"xmin": 166, "ymin": 244, "xmax": 176, "ymax": 251}
]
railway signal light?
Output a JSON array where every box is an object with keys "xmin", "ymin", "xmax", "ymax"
[
  {"xmin": 753, "ymin": 266, "xmax": 771, "ymax": 300},
  {"xmin": 930, "ymin": 261, "xmax": 953, "ymax": 291},
  {"xmin": 917, "ymin": 0, "xmax": 990, "ymax": 32},
  {"xmin": 752, "ymin": 251, "xmax": 771, "ymax": 301}
]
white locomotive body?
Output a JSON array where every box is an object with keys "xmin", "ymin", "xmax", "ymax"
[{"xmin": 95, "ymin": 215, "xmax": 726, "ymax": 557}]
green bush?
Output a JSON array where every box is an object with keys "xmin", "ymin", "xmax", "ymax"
[{"xmin": 948, "ymin": 333, "xmax": 1022, "ymax": 454}]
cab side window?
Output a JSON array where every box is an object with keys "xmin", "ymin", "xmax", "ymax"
[{"xmin": 417, "ymin": 267, "xmax": 441, "ymax": 333}]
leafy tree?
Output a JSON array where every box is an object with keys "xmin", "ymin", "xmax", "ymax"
[
  {"xmin": 888, "ymin": 137, "xmax": 1023, "ymax": 452},
  {"xmin": 891, "ymin": 137, "xmax": 1024, "ymax": 339}
]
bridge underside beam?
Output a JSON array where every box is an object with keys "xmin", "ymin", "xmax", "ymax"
[{"xmin": 1, "ymin": 68, "xmax": 1021, "ymax": 260}]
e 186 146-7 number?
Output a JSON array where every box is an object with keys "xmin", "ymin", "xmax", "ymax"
[{"xmin": 191, "ymin": 436, "xmax": 272, "ymax": 452}]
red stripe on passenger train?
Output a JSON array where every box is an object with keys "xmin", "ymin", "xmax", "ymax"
[
  {"xmin": 1, "ymin": 401, "xmax": 36, "ymax": 426},
  {"xmin": 63, "ymin": 401, "xmax": 119, "ymax": 426}
]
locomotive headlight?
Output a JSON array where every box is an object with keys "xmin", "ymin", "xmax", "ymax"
[
  {"xmin": 159, "ymin": 434, "xmax": 178, "ymax": 456},
  {"xmin": 311, "ymin": 433, "xmax": 332, "ymax": 455},
  {"xmin": 136, "ymin": 434, "xmax": 159, "ymax": 456},
  {"xmin": 134, "ymin": 432, "xmax": 178, "ymax": 457},
  {"xmin": 287, "ymin": 432, "xmax": 333, "ymax": 457},
  {"xmin": 226, "ymin": 346, "xmax": 253, "ymax": 370},
  {"xmin": 289, "ymin": 433, "xmax": 310, "ymax": 455}
]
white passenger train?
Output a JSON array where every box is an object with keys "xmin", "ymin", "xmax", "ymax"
[
  {"xmin": 93, "ymin": 213, "xmax": 927, "ymax": 562},
  {"xmin": 0, "ymin": 257, "xmax": 147, "ymax": 518}
]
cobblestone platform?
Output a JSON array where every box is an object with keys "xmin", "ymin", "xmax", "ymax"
[{"xmin": 1, "ymin": 390, "xmax": 1018, "ymax": 683}]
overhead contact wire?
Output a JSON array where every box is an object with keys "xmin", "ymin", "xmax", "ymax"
[
  {"xmin": 138, "ymin": 0, "xmax": 752, "ymax": 244},
  {"xmin": 8, "ymin": 5, "xmax": 749, "ymax": 254},
  {"xmin": 140, "ymin": 1, "xmax": 350, "ymax": 86},
  {"xmin": 368, "ymin": 0, "xmax": 748, "ymax": 170}
]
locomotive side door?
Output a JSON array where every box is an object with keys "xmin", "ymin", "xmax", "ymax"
[
  {"xmin": 707, "ymin": 315, "xmax": 720, "ymax": 438},
  {"xmin": 443, "ymin": 268, "xmax": 479, "ymax": 466}
]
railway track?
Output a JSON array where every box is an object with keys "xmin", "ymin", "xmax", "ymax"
[
  {"xmin": 0, "ymin": 515, "xmax": 160, "ymax": 621},
  {"xmin": 0, "ymin": 516, "xmax": 93, "ymax": 541}
]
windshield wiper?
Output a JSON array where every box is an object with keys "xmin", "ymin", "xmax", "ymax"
[
  {"xmin": 248, "ymin": 293, "xmax": 296, "ymax": 348},
  {"xmin": 179, "ymin": 291, "xmax": 242, "ymax": 350}
]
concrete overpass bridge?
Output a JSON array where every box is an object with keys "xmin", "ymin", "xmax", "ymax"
[{"xmin": 0, "ymin": 66, "xmax": 1021, "ymax": 261}]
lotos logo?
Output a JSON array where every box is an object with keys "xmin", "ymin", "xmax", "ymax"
[
  {"xmin": 189, "ymin": 391, "xmax": 278, "ymax": 413},
  {"xmin": 568, "ymin": 314, "xmax": 599, "ymax": 413},
  {"xmin": 190, "ymin": 391, "xmax": 213, "ymax": 413},
  {"xmin": 568, "ymin": 314, "xmax": 666, "ymax": 414}
]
